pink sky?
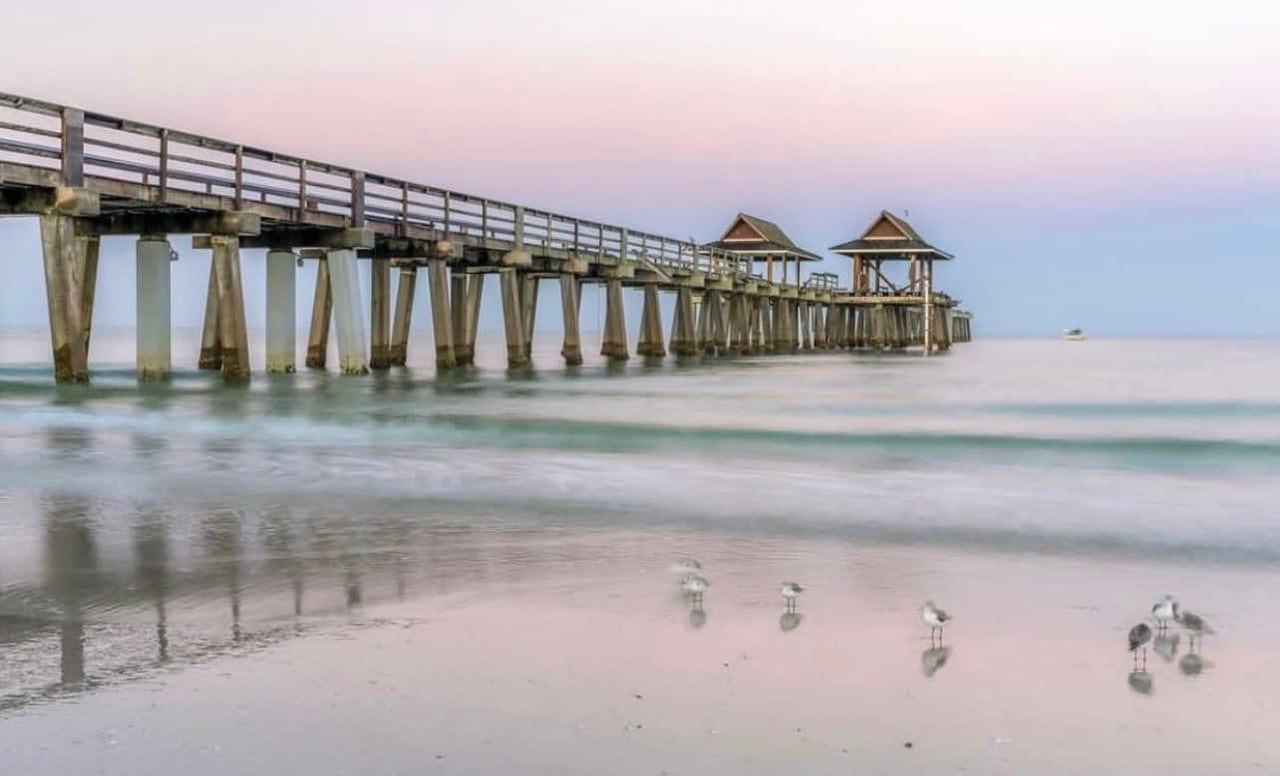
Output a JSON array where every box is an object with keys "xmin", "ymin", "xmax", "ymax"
[{"xmin": 3, "ymin": 0, "xmax": 1280, "ymax": 333}]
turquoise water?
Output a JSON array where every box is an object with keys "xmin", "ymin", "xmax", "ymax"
[{"xmin": 2, "ymin": 330, "xmax": 1279, "ymax": 772}]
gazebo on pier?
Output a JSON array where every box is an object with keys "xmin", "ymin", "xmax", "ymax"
[
  {"xmin": 830, "ymin": 211, "xmax": 956, "ymax": 354},
  {"xmin": 702, "ymin": 213, "xmax": 821, "ymax": 287},
  {"xmin": 829, "ymin": 210, "xmax": 952, "ymax": 295}
]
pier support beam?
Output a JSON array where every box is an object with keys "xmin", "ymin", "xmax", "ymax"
[
  {"xmin": 369, "ymin": 258, "xmax": 391, "ymax": 370},
  {"xmin": 211, "ymin": 236, "xmax": 250, "ymax": 382},
  {"xmin": 327, "ymin": 249, "xmax": 369, "ymax": 375},
  {"xmin": 305, "ymin": 258, "xmax": 332, "ymax": 369},
  {"xmin": 136, "ymin": 237, "xmax": 172, "ymax": 380},
  {"xmin": 520, "ymin": 274, "xmax": 539, "ymax": 360},
  {"xmin": 390, "ymin": 266, "xmax": 416, "ymax": 366},
  {"xmin": 637, "ymin": 284, "xmax": 667, "ymax": 358},
  {"xmin": 449, "ymin": 272, "xmax": 467, "ymax": 365},
  {"xmin": 760, "ymin": 299, "xmax": 775, "ymax": 352},
  {"xmin": 728, "ymin": 295, "xmax": 748, "ymax": 354},
  {"xmin": 460, "ymin": 273, "xmax": 484, "ymax": 366},
  {"xmin": 601, "ymin": 278, "xmax": 630, "ymax": 361},
  {"xmin": 39, "ymin": 216, "xmax": 90, "ymax": 383},
  {"xmin": 426, "ymin": 259, "xmax": 455, "ymax": 369},
  {"xmin": 670, "ymin": 286, "xmax": 698, "ymax": 356},
  {"xmin": 198, "ymin": 263, "xmax": 222, "ymax": 370},
  {"xmin": 265, "ymin": 249, "xmax": 296, "ymax": 374},
  {"xmin": 559, "ymin": 275, "xmax": 584, "ymax": 366},
  {"xmin": 499, "ymin": 269, "xmax": 529, "ymax": 368}
]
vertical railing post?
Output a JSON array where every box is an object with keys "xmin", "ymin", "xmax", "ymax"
[
  {"xmin": 350, "ymin": 171, "xmax": 366, "ymax": 227},
  {"xmin": 401, "ymin": 182, "xmax": 410, "ymax": 228},
  {"xmin": 513, "ymin": 205, "xmax": 525, "ymax": 249},
  {"xmin": 60, "ymin": 108, "xmax": 85, "ymax": 187},
  {"xmin": 158, "ymin": 129, "xmax": 169, "ymax": 201},
  {"xmin": 443, "ymin": 190, "xmax": 452, "ymax": 234},
  {"xmin": 620, "ymin": 229, "xmax": 629, "ymax": 261},
  {"xmin": 298, "ymin": 160, "xmax": 308, "ymax": 211},
  {"xmin": 233, "ymin": 145, "xmax": 244, "ymax": 208},
  {"xmin": 481, "ymin": 200, "xmax": 489, "ymax": 237}
]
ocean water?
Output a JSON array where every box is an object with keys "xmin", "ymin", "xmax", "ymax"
[{"xmin": 1, "ymin": 329, "xmax": 1278, "ymax": 773}]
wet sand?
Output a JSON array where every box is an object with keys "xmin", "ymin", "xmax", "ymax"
[{"xmin": 2, "ymin": 531, "xmax": 1276, "ymax": 775}]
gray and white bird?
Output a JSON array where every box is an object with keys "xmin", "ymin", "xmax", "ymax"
[
  {"xmin": 780, "ymin": 582, "xmax": 804, "ymax": 611},
  {"xmin": 921, "ymin": 601, "xmax": 951, "ymax": 642},
  {"xmin": 1151, "ymin": 595, "xmax": 1179, "ymax": 632},
  {"xmin": 1177, "ymin": 611, "xmax": 1214, "ymax": 647},
  {"xmin": 681, "ymin": 574, "xmax": 710, "ymax": 605},
  {"xmin": 1128, "ymin": 622, "xmax": 1153, "ymax": 669}
]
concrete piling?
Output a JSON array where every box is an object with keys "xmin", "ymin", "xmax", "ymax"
[
  {"xmin": 79, "ymin": 234, "xmax": 99, "ymax": 359},
  {"xmin": 198, "ymin": 261, "xmax": 222, "ymax": 370},
  {"xmin": 369, "ymin": 257, "xmax": 391, "ymax": 370},
  {"xmin": 265, "ymin": 249, "xmax": 296, "ymax": 374},
  {"xmin": 499, "ymin": 269, "xmax": 528, "ymax": 368},
  {"xmin": 39, "ymin": 215, "xmax": 89, "ymax": 383},
  {"xmin": 136, "ymin": 236, "xmax": 173, "ymax": 380},
  {"xmin": 327, "ymin": 249, "xmax": 370, "ymax": 375},
  {"xmin": 390, "ymin": 266, "xmax": 417, "ymax": 366},
  {"xmin": 462, "ymin": 273, "xmax": 484, "ymax": 366},
  {"xmin": 559, "ymin": 274, "xmax": 584, "ymax": 366},
  {"xmin": 520, "ymin": 274, "xmax": 539, "ymax": 360},
  {"xmin": 449, "ymin": 272, "xmax": 467, "ymax": 365},
  {"xmin": 637, "ymin": 284, "xmax": 667, "ymax": 358},
  {"xmin": 426, "ymin": 258, "xmax": 455, "ymax": 369},
  {"xmin": 211, "ymin": 235, "xmax": 250, "ymax": 382},
  {"xmin": 601, "ymin": 278, "xmax": 630, "ymax": 361},
  {"xmin": 305, "ymin": 257, "xmax": 332, "ymax": 369},
  {"xmin": 670, "ymin": 286, "xmax": 698, "ymax": 356}
]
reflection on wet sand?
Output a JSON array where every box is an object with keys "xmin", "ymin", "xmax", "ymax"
[
  {"xmin": 1127, "ymin": 669, "xmax": 1154, "ymax": 696},
  {"xmin": 921, "ymin": 644, "xmax": 951, "ymax": 678},
  {"xmin": 1152, "ymin": 631, "xmax": 1180, "ymax": 663},
  {"xmin": 779, "ymin": 611, "xmax": 803, "ymax": 633}
]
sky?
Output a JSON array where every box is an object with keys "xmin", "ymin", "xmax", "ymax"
[{"xmin": 2, "ymin": 0, "xmax": 1279, "ymax": 336}]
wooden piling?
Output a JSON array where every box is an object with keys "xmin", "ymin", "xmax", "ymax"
[
  {"xmin": 671, "ymin": 286, "xmax": 697, "ymax": 356},
  {"xmin": 389, "ymin": 266, "xmax": 417, "ymax": 366},
  {"xmin": 449, "ymin": 272, "xmax": 468, "ymax": 365},
  {"xmin": 38, "ymin": 215, "xmax": 89, "ymax": 383},
  {"xmin": 499, "ymin": 269, "xmax": 528, "ymax": 368},
  {"xmin": 559, "ymin": 274, "xmax": 584, "ymax": 366},
  {"xmin": 79, "ymin": 234, "xmax": 99, "ymax": 359},
  {"xmin": 426, "ymin": 259, "xmax": 455, "ymax": 369},
  {"xmin": 211, "ymin": 235, "xmax": 250, "ymax": 382},
  {"xmin": 305, "ymin": 257, "xmax": 332, "ymax": 369},
  {"xmin": 369, "ymin": 258, "xmax": 391, "ymax": 369},
  {"xmin": 728, "ymin": 294, "xmax": 748, "ymax": 354},
  {"xmin": 601, "ymin": 278, "xmax": 630, "ymax": 361}
]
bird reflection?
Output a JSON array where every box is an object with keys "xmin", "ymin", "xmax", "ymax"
[
  {"xmin": 1152, "ymin": 631, "xmax": 1180, "ymax": 663},
  {"xmin": 921, "ymin": 645, "xmax": 951, "ymax": 678},
  {"xmin": 688, "ymin": 602, "xmax": 708, "ymax": 630},
  {"xmin": 1179, "ymin": 652, "xmax": 1206, "ymax": 676},
  {"xmin": 1127, "ymin": 669, "xmax": 1154, "ymax": 696},
  {"xmin": 779, "ymin": 611, "xmax": 803, "ymax": 633}
]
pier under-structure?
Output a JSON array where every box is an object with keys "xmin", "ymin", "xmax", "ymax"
[{"xmin": 0, "ymin": 92, "xmax": 972, "ymax": 384}]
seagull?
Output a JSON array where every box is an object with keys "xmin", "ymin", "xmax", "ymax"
[
  {"xmin": 1128, "ymin": 622, "xmax": 1153, "ymax": 670},
  {"xmin": 920, "ymin": 601, "xmax": 951, "ymax": 642},
  {"xmin": 1151, "ymin": 595, "xmax": 1179, "ymax": 632},
  {"xmin": 1177, "ymin": 611, "xmax": 1214, "ymax": 648},
  {"xmin": 681, "ymin": 575, "xmax": 710, "ymax": 605},
  {"xmin": 780, "ymin": 582, "xmax": 804, "ymax": 612},
  {"xmin": 669, "ymin": 559, "xmax": 702, "ymax": 579}
]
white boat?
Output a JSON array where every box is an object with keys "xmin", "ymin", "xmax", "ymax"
[{"xmin": 1062, "ymin": 328, "xmax": 1085, "ymax": 341}]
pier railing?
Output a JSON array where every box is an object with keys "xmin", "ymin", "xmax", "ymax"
[{"xmin": 0, "ymin": 92, "xmax": 802, "ymax": 282}]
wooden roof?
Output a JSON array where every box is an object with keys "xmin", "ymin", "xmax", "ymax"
[
  {"xmin": 702, "ymin": 213, "xmax": 822, "ymax": 261},
  {"xmin": 829, "ymin": 210, "xmax": 953, "ymax": 261}
]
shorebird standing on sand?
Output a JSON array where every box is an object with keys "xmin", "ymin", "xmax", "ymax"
[
  {"xmin": 780, "ymin": 582, "xmax": 804, "ymax": 612},
  {"xmin": 1128, "ymin": 622, "xmax": 1153, "ymax": 670},
  {"xmin": 920, "ymin": 601, "xmax": 951, "ymax": 643},
  {"xmin": 1151, "ymin": 595, "xmax": 1179, "ymax": 633},
  {"xmin": 1177, "ymin": 611, "xmax": 1214, "ymax": 649},
  {"xmin": 681, "ymin": 574, "xmax": 710, "ymax": 606}
]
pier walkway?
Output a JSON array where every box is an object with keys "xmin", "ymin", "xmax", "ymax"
[{"xmin": 0, "ymin": 92, "xmax": 971, "ymax": 383}]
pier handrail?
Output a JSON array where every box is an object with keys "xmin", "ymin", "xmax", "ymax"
[{"xmin": 0, "ymin": 91, "xmax": 813, "ymax": 283}]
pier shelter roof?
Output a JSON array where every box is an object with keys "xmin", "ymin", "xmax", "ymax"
[
  {"xmin": 702, "ymin": 213, "xmax": 822, "ymax": 261},
  {"xmin": 830, "ymin": 210, "xmax": 953, "ymax": 261}
]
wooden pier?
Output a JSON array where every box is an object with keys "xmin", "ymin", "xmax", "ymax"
[{"xmin": 0, "ymin": 92, "xmax": 973, "ymax": 383}]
